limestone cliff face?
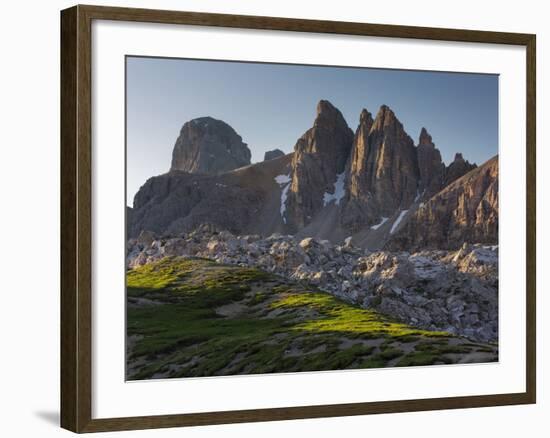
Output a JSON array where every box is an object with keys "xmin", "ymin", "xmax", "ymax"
[
  {"xmin": 170, "ymin": 117, "xmax": 251, "ymax": 174},
  {"xmin": 387, "ymin": 156, "xmax": 498, "ymax": 250},
  {"xmin": 341, "ymin": 106, "xmax": 419, "ymax": 230},
  {"xmin": 416, "ymin": 127, "xmax": 446, "ymax": 197},
  {"xmin": 362, "ymin": 105, "xmax": 419, "ymax": 214},
  {"xmin": 284, "ymin": 100, "xmax": 354, "ymax": 228},
  {"xmin": 341, "ymin": 109, "xmax": 377, "ymax": 230}
]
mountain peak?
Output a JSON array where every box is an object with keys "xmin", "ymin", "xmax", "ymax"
[
  {"xmin": 263, "ymin": 148, "xmax": 285, "ymax": 161},
  {"xmin": 285, "ymin": 100, "xmax": 354, "ymax": 228},
  {"xmin": 344, "ymin": 103, "xmax": 419, "ymax": 223},
  {"xmin": 190, "ymin": 116, "xmax": 216, "ymax": 124},
  {"xmin": 312, "ymin": 100, "xmax": 351, "ymax": 138},
  {"xmin": 372, "ymin": 104, "xmax": 400, "ymax": 130},
  {"xmin": 444, "ymin": 152, "xmax": 477, "ymax": 186},
  {"xmin": 359, "ymin": 108, "xmax": 373, "ymax": 125},
  {"xmin": 316, "ymin": 99, "xmax": 338, "ymax": 116},
  {"xmin": 419, "ymin": 127, "xmax": 434, "ymax": 147},
  {"xmin": 416, "ymin": 127, "xmax": 444, "ymax": 196},
  {"xmin": 170, "ymin": 117, "xmax": 251, "ymax": 174}
]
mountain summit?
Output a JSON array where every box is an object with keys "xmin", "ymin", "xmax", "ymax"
[
  {"xmin": 130, "ymin": 100, "xmax": 496, "ymax": 251},
  {"xmin": 416, "ymin": 127, "xmax": 446, "ymax": 196},
  {"xmin": 284, "ymin": 100, "xmax": 354, "ymax": 228},
  {"xmin": 170, "ymin": 117, "xmax": 251, "ymax": 174},
  {"xmin": 351, "ymin": 104, "xmax": 418, "ymax": 216}
]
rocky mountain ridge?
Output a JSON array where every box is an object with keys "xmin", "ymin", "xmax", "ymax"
[
  {"xmin": 129, "ymin": 100, "xmax": 496, "ymax": 251},
  {"xmin": 388, "ymin": 156, "xmax": 498, "ymax": 250}
]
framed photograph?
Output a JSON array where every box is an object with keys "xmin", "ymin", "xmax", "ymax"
[{"xmin": 60, "ymin": 4, "xmax": 536, "ymax": 433}]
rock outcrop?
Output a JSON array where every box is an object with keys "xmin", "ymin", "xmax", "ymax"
[
  {"xmin": 363, "ymin": 105, "xmax": 420, "ymax": 215},
  {"xmin": 170, "ymin": 117, "xmax": 251, "ymax": 174},
  {"xmin": 416, "ymin": 127, "xmax": 446, "ymax": 197},
  {"xmin": 264, "ymin": 149, "xmax": 285, "ymax": 161},
  {"xmin": 388, "ymin": 156, "xmax": 498, "ymax": 250},
  {"xmin": 127, "ymin": 227, "xmax": 498, "ymax": 342},
  {"xmin": 129, "ymin": 153, "xmax": 292, "ymax": 238},
  {"xmin": 342, "ymin": 106, "xmax": 420, "ymax": 230},
  {"xmin": 341, "ymin": 109, "xmax": 377, "ymax": 231},
  {"xmin": 284, "ymin": 100, "xmax": 354, "ymax": 228},
  {"xmin": 444, "ymin": 152, "xmax": 477, "ymax": 186}
]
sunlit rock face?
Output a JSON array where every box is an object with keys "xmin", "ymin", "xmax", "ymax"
[{"xmin": 387, "ymin": 156, "xmax": 498, "ymax": 251}]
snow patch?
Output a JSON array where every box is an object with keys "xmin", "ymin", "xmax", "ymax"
[
  {"xmin": 390, "ymin": 210, "xmax": 409, "ymax": 234},
  {"xmin": 280, "ymin": 184, "xmax": 290, "ymax": 223},
  {"xmin": 275, "ymin": 174, "xmax": 292, "ymax": 224},
  {"xmin": 323, "ymin": 172, "xmax": 346, "ymax": 206},
  {"xmin": 371, "ymin": 217, "xmax": 389, "ymax": 230},
  {"xmin": 414, "ymin": 189, "xmax": 425, "ymax": 203},
  {"xmin": 274, "ymin": 174, "xmax": 291, "ymax": 185}
]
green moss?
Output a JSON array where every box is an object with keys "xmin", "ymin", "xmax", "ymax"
[
  {"xmin": 378, "ymin": 347, "xmax": 404, "ymax": 361},
  {"xmin": 270, "ymin": 293, "xmax": 448, "ymax": 338},
  {"xmin": 392, "ymin": 334, "xmax": 422, "ymax": 343},
  {"xmin": 396, "ymin": 351, "xmax": 453, "ymax": 367},
  {"xmin": 414, "ymin": 342, "xmax": 472, "ymax": 355},
  {"xmin": 126, "ymin": 257, "xmax": 496, "ymax": 379},
  {"xmin": 126, "ymin": 257, "xmax": 187, "ymax": 295},
  {"xmin": 248, "ymin": 292, "xmax": 268, "ymax": 305}
]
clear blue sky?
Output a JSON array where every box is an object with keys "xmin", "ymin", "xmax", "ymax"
[{"xmin": 127, "ymin": 56, "xmax": 498, "ymax": 206}]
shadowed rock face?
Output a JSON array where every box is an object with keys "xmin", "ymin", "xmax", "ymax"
[
  {"xmin": 361, "ymin": 105, "xmax": 420, "ymax": 215},
  {"xmin": 387, "ymin": 156, "xmax": 498, "ymax": 251},
  {"xmin": 416, "ymin": 127, "xmax": 446, "ymax": 197},
  {"xmin": 444, "ymin": 152, "xmax": 477, "ymax": 187},
  {"xmin": 263, "ymin": 149, "xmax": 285, "ymax": 161},
  {"xmin": 284, "ymin": 100, "xmax": 354, "ymax": 229},
  {"xmin": 128, "ymin": 154, "xmax": 293, "ymax": 238},
  {"xmin": 170, "ymin": 117, "xmax": 251, "ymax": 174}
]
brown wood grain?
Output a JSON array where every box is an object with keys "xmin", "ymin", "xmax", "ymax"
[
  {"xmin": 525, "ymin": 33, "xmax": 537, "ymax": 404},
  {"xmin": 60, "ymin": 5, "xmax": 78, "ymax": 432},
  {"xmin": 60, "ymin": 4, "xmax": 537, "ymax": 433}
]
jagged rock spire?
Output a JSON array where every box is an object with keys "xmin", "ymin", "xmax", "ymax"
[
  {"xmin": 419, "ymin": 127, "xmax": 434, "ymax": 147},
  {"xmin": 341, "ymin": 105, "xmax": 419, "ymax": 230},
  {"xmin": 284, "ymin": 100, "xmax": 354, "ymax": 229},
  {"xmin": 444, "ymin": 152, "xmax": 477, "ymax": 186},
  {"xmin": 416, "ymin": 127, "xmax": 445, "ymax": 196}
]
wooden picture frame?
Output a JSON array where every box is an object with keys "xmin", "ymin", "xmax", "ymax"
[{"xmin": 60, "ymin": 4, "xmax": 536, "ymax": 433}]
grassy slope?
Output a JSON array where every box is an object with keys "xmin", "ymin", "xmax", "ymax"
[{"xmin": 126, "ymin": 257, "xmax": 497, "ymax": 380}]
